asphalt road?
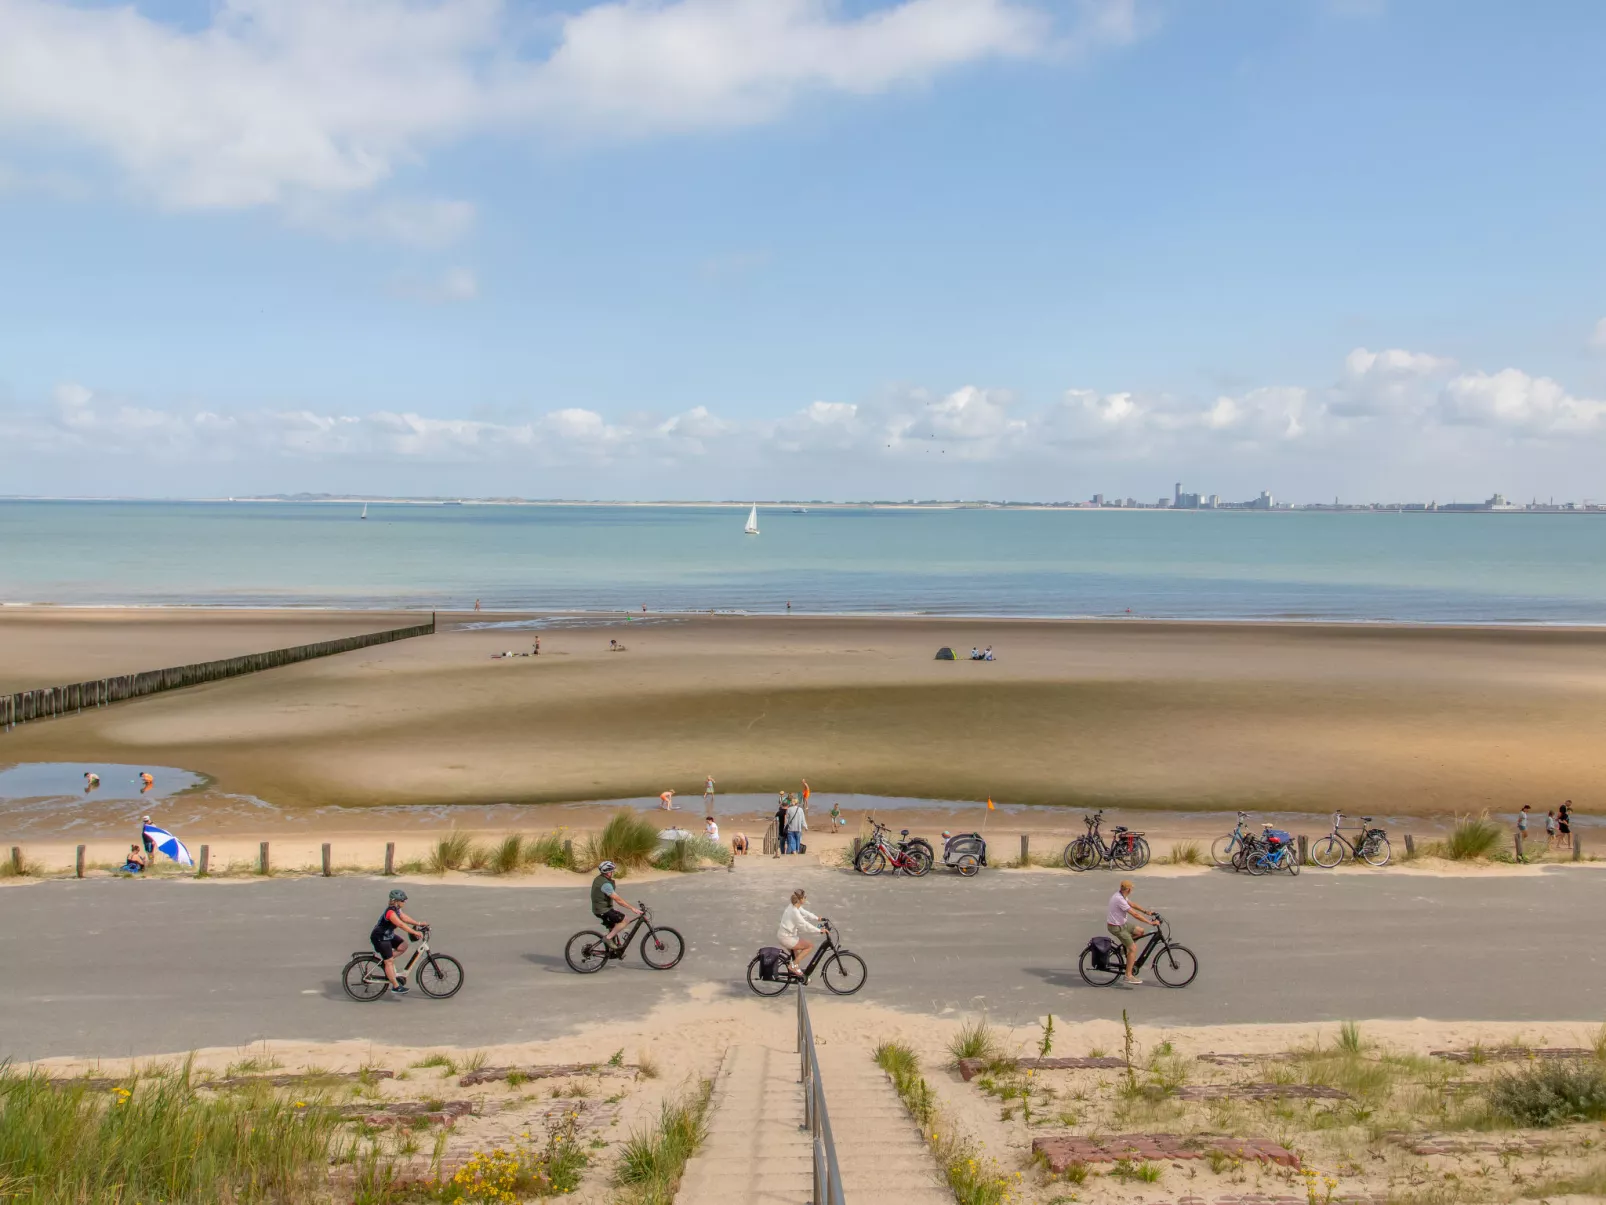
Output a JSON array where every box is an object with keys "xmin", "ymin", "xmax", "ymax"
[{"xmin": 3, "ymin": 864, "xmax": 1602, "ymax": 1059}]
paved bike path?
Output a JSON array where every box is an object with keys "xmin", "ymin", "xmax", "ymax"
[{"xmin": 1, "ymin": 864, "xmax": 1601, "ymax": 1059}]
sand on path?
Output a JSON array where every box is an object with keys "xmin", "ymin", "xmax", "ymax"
[{"xmin": 4, "ymin": 610, "xmax": 1606, "ymax": 817}]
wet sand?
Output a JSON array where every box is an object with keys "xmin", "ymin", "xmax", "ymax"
[{"xmin": 3, "ymin": 609, "xmax": 1605, "ymax": 822}]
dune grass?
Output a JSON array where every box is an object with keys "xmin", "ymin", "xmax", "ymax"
[
  {"xmin": 947, "ymin": 1017, "xmax": 1003, "ymax": 1066},
  {"xmin": 585, "ymin": 811, "xmax": 661, "ymax": 871},
  {"xmin": 428, "ymin": 830, "xmax": 477, "ymax": 874},
  {"xmin": 611, "ymin": 1079, "xmax": 712, "ymax": 1205},
  {"xmin": 523, "ymin": 831, "xmax": 577, "ymax": 870},
  {"xmin": 1167, "ymin": 841, "xmax": 1203, "ymax": 865},
  {"xmin": 488, "ymin": 834, "xmax": 525, "ymax": 876},
  {"xmin": 1487, "ymin": 1060, "xmax": 1606, "ymax": 1127},
  {"xmin": 651, "ymin": 835, "xmax": 731, "ymax": 872},
  {"xmin": 0, "ymin": 1062, "xmax": 364, "ymax": 1204},
  {"xmin": 1445, "ymin": 814, "xmax": 1502, "ymax": 861}
]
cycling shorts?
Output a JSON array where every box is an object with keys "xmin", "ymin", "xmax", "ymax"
[
  {"xmin": 596, "ymin": 909, "xmax": 625, "ymax": 929},
  {"xmin": 371, "ymin": 929, "xmax": 404, "ymax": 958}
]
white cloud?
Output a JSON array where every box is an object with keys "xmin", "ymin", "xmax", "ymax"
[
  {"xmin": 1437, "ymin": 368, "xmax": 1606, "ymax": 434},
  {"xmin": 387, "ymin": 266, "xmax": 480, "ymax": 303},
  {"xmin": 0, "ymin": 0, "xmax": 1119, "ymax": 237}
]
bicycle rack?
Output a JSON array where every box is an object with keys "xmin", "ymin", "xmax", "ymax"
[{"xmin": 797, "ymin": 983, "xmax": 848, "ymax": 1205}]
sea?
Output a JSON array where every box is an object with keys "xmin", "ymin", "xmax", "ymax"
[{"xmin": 4, "ymin": 499, "xmax": 1606, "ymax": 624}]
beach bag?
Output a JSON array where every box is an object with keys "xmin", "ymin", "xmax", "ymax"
[
  {"xmin": 1086, "ymin": 936, "xmax": 1116, "ymax": 971},
  {"xmin": 1266, "ymin": 829, "xmax": 1293, "ymax": 846},
  {"xmin": 757, "ymin": 947, "xmax": 786, "ymax": 982}
]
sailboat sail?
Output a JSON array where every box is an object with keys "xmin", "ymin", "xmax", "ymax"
[
  {"xmin": 744, "ymin": 505, "xmax": 760, "ymax": 535},
  {"xmin": 360, "ymin": 503, "xmax": 368, "ymax": 520}
]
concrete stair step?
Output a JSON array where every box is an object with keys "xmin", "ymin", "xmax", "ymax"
[{"xmin": 672, "ymin": 1044, "xmax": 813, "ymax": 1205}]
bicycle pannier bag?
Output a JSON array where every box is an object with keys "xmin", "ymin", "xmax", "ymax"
[
  {"xmin": 1087, "ymin": 936, "xmax": 1116, "ymax": 971},
  {"xmin": 758, "ymin": 947, "xmax": 786, "ymax": 982}
]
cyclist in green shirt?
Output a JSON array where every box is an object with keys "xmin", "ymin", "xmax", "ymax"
[{"xmin": 591, "ymin": 861, "xmax": 641, "ymax": 948}]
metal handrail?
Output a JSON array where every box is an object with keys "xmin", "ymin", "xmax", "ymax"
[{"xmin": 797, "ymin": 982, "xmax": 847, "ymax": 1205}]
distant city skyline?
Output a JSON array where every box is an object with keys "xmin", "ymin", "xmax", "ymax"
[{"xmin": 2, "ymin": 1, "xmax": 1605, "ymax": 501}]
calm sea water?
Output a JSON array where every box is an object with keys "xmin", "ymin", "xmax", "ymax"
[{"xmin": 3, "ymin": 500, "xmax": 1606, "ymax": 623}]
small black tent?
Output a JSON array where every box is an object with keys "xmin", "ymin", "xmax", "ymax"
[{"xmin": 935, "ymin": 646, "xmax": 956, "ymax": 660}]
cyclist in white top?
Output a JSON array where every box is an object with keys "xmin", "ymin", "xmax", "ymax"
[{"xmin": 778, "ymin": 888, "xmax": 823, "ymax": 977}]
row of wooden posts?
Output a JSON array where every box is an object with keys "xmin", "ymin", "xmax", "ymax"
[
  {"xmin": 1, "ymin": 614, "xmax": 437, "ymax": 730},
  {"xmin": 21, "ymin": 838, "xmax": 582, "ymax": 878}
]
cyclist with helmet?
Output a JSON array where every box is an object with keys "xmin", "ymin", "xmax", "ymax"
[
  {"xmin": 591, "ymin": 861, "xmax": 642, "ymax": 949},
  {"xmin": 372, "ymin": 888, "xmax": 426, "ymax": 995}
]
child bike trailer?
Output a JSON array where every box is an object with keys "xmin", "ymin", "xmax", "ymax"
[{"xmin": 940, "ymin": 831, "xmax": 987, "ymax": 876}]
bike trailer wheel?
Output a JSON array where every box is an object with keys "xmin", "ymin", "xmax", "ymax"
[
  {"xmin": 955, "ymin": 852, "xmax": 980, "ymax": 877},
  {"xmin": 1077, "ymin": 946, "xmax": 1121, "ymax": 987},
  {"xmin": 1151, "ymin": 942, "xmax": 1199, "ymax": 988},
  {"xmin": 746, "ymin": 954, "xmax": 790, "ymax": 997},
  {"xmin": 342, "ymin": 955, "xmax": 388, "ymax": 1002},
  {"xmin": 641, "ymin": 926, "xmax": 685, "ymax": 970},
  {"xmin": 820, "ymin": 951, "xmax": 868, "ymax": 995},
  {"xmin": 565, "ymin": 930, "xmax": 609, "ymax": 974},
  {"xmin": 417, "ymin": 953, "xmax": 464, "ymax": 999}
]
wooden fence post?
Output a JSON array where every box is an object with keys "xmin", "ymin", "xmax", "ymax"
[
  {"xmin": 75, "ymin": 845, "xmax": 86, "ymax": 878},
  {"xmin": 563, "ymin": 839, "xmax": 573, "ymax": 866},
  {"xmin": 1297, "ymin": 834, "xmax": 1309, "ymax": 865},
  {"xmin": 322, "ymin": 843, "xmax": 332, "ymax": 877},
  {"xmin": 259, "ymin": 841, "xmax": 270, "ymax": 875},
  {"xmin": 1574, "ymin": 833, "xmax": 1582, "ymax": 862},
  {"xmin": 1515, "ymin": 831, "xmax": 1525, "ymax": 862},
  {"xmin": 9, "ymin": 847, "xmax": 21, "ymax": 875},
  {"xmin": 199, "ymin": 844, "xmax": 210, "ymax": 876},
  {"xmin": 1403, "ymin": 834, "xmax": 1416, "ymax": 858},
  {"xmin": 384, "ymin": 842, "xmax": 395, "ymax": 876},
  {"xmin": 1020, "ymin": 833, "xmax": 1030, "ymax": 866},
  {"xmin": 851, "ymin": 836, "xmax": 862, "ymax": 862}
]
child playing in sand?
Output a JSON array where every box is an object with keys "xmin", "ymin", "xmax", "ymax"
[
  {"xmin": 659, "ymin": 790, "xmax": 676, "ymax": 811},
  {"xmin": 705, "ymin": 816, "xmax": 720, "ymax": 842}
]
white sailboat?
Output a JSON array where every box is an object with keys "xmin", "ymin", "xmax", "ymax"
[
  {"xmin": 744, "ymin": 504, "xmax": 760, "ymax": 535},
  {"xmin": 360, "ymin": 503, "xmax": 368, "ymax": 520}
]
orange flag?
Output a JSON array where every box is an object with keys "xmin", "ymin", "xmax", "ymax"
[{"xmin": 986, "ymin": 797, "xmax": 995, "ymax": 811}]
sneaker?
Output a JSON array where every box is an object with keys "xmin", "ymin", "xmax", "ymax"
[
  {"xmin": 391, "ymin": 984, "xmax": 409, "ymax": 995},
  {"xmin": 1123, "ymin": 978, "xmax": 1142, "ymax": 987}
]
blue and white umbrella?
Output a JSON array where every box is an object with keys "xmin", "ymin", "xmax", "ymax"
[{"xmin": 142, "ymin": 822, "xmax": 194, "ymax": 867}]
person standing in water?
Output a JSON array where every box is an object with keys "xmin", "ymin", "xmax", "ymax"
[{"xmin": 703, "ymin": 774, "xmax": 716, "ymax": 809}]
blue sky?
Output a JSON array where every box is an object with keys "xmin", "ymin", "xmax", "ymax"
[{"xmin": 2, "ymin": 0, "xmax": 1605, "ymax": 502}]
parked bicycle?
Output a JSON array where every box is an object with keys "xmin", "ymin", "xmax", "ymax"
[
  {"xmin": 564, "ymin": 902, "xmax": 685, "ymax": 973},
  {"xmin": 1310, "ymin": 812, "xmax": 1391, "ymax": 868},
  {"xmin": 1078, "ymin": 912, "xmax": 1198, "ymax": 987},
  {"xmin": 1063, "ymin": 811, "xmax": 1151, "ymax": 871},
  {"xmin": 1231, "ymin": 825, "xmax": 1299, "ymax": 876},
  {"xmin": 1212, "ymin": 811, "xmax": 1253, "ymax": 866},
  {"xmin": 854, "ymin": 822, "xmax": 933, "ymax": 877},
  {"xmin": 747, "ymin": 919, "xmax": 868, "ymax": 996},
  {"xmin": 342, "ymin": 926, "xmax": 464, "ymax": 1001}
]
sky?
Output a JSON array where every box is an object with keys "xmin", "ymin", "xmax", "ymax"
[{"xmin": 2, "ymin": 0, "xmax": 1605, "ymax": 504}]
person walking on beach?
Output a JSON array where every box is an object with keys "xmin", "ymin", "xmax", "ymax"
[
  {"xmin": 1558, "ymin": 800, "xmax": 1573, "ymax": 846},
  {"xmin": 800, "ymin": 779, "xmax": 811, "ymax": 811},
  {"xmin": 784, "ymin": 795, "xmax": 808, "ymax": 855},
  {"xmin": 140, "ymin": 814, "xmax": 155, "ymax": 860},
  {"xmin": 1546, "ymin": 809, "xmax": 1559, "ymax": 850},
  {"xmin": 1107, "ymin": 880, "xmax": 1156, "ymax": 987},
  {"xmin": 474, "ymin": 599, "xmax": 482, "ymax": 613},
  {"xmin": 532, "ymin": 636, "xmax": 540, "ymax": 655},
  {"xmin": 703, "ymin": 774, "xmax": 716, "ymax": 809},
  {"xmin": 773, "ymin": 792, "xmax": 789, "ymax": 856},
  {"xmin": 1516, "ymin": 805, "xmax": 1531, "ymax": 860}
]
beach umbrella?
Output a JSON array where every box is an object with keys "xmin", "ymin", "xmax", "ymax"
[{"xmin": 141, "ymin": 822, "xmax": 194, "ymax": 867}]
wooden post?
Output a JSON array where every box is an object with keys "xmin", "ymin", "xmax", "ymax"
[
  {"xmin": 562, "ymin": 838, "xmax": 573, "ymax": 866},
  {"xmin": 1573, "ymin": 832, "xmax": 1582, "ymax": 862},
  {"xmin": 384, "ymin": 842, "xmax": 395, "ymax": 876},
  {"xmin": 199, "ymin": 844, "xmax": 210, "ymax": 875},
  {"xmin": 1515, "ymin": 831, "xmax": 1525, "ymax": 863},
  {"xmin": 9, "ymin": 847, "xmax": 20, "ymax": 875},
  {"xmin": 851, "ymin": 836, "xmax": 862, "ymax": 862},
  {"xmin": 1297, "ymin": 834, "xmax": 1309, "ymax": 865},
  {"xmin": 1404, "ymin": 834, "xmax": 1416, "ymax": 858},
  {"xmin": 321, "ymin": 843, "xmax": 332, "ymax": 877},
  {"xmin": 1020, "ymin": 833, "xmax": 1030, "ymax": 866},
  {"xmin": 675, "ymin": 838, "xmax": 687, "ymax": 870},
  {"xmin": 259, "ymin": 841, "xmax": 270, "ymax": 875},
  {"xmin": 75, "ymin": 845, "xmax": 86, "ymax": 878}
]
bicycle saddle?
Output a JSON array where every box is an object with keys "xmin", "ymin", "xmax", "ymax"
[
  {"xmin": 1360, "ymin": 816, "xmax": 1374, "ymax": 823},
  {"xmin": 1111, "ymin": 825, "xmax": 1128, "ymax": 833},
  {"xmin": 900, "ymin": 829, "xmax": 910, "ymax": 837}
]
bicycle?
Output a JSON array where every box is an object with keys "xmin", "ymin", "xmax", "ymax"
[
  {"xmin": 1310, "ymin": 812, "xmax": 1391, "ymax": 868},
  {"xmin": 746, "ymin": 920, "xmax": 868, "ymax": 997},
  {"xmin": 1063, "ymin": 811, "xmax": 1151, "ymax": 871},
  {"xmin": 854, "ymin": 822, "xmax": 933, "ymax": 877},
  {"xmin": 1078, "ymin": 912, "xmax": 1198, "ymax": 988},
  {"xmin": 342, "ymin": 925, "xmax": 464, "ymax": 1001},
  {"xmin": 1231, "ymin": 825, "xmax": 1299, "ymax": 876},
  {"xmin": 1211, "ymin": 811, "xmax": 1253, "ymax": 866},
  {"xmin": 564, "ymin": 902, "xmax": 686, "ymax": 974}
]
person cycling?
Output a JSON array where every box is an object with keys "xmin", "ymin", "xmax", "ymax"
[
  {"xmin": 778, "ymin": 888, "xmax": 824, "ymax": 978},
  {"xmin": 591, "ymin": 861, "xmax": 642, "ymax": 948},
  {"xmin": 1107, "ymin": 879, "xmax": 1156, "ymax": 986},
  {"xmin": 371, "ymin": 888, "xmax": 426, "ymax": 995}
]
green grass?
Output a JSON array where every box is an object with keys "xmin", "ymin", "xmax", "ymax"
[
  {"xmin": 1167, "ymin": 841, "xmax": 1203, "ymax": 865},
  {"xmin": 948, "ymin": 1017, "xmax": 1002, "ymax": 1065},
  {"xmin": 611, "ymin": 1080, "xmax": 712, "ymax": 1204},
  {"xmin": 874, "ymin": 1043, "xmax": 1014, "ymax": 1205},
  {"xmin": 0, "ymin": 1062, "xmax": 375, "ymax": 1204},
  {"xmin": 522, "ymin": 831, "xmax": 576, "ymax": 870},
  {"xmin": 411, "ymin": 1053, "xmax": 458, "ymax": 1075},
  {"xmin": 488, "ymin": 834, "xmax": 525, "ymax": 875},
  {"xmin": 650, "ymin": 835, "xmax": 732, "ymax": 872},
  {"xmin": 429, "ymin": 830, "xmax": 476, "ymax": 874},
  {"xmin": 1337, "ymin": 1020, "xmax": 1363, "ymax": 1055},
  {"xmin": 1486, "ymin": 1060, "xmax": 1606, "ymax": 1127},
  {"xmin": 1445, "ymin": 814, "xmax": 1502, "ymax": 861},
  {"xmin": 586, "ymin": 811, "xmax": 662, "ymax": 871}
]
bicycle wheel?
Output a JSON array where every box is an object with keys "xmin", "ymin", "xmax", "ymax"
[
  {"xmin": 640, "ymin": 926, "xmax": 685, "ymax": 970},
  {"xmin": 565, "ymin": 930, "xmax": 609, "ymax": 974},
  {"xmin": 907, "ymin": 838, "xmax": 934, "ymax": 861},
  {"xmin": 417, "ymin": 953, "xmax": 464, "ymax": 999},
  {"xmin": 1119, "ymin": 836, "xmax": 1151, "ymax": 870},
  {"xmin": 342, "ymin": 955, "xmax": 388, "ymax": 1002},
  {"xmin": 1280, "ymin": 846, "xmax": 1300, "ymax": 876},
  {"xmin": 1065, "ymin": 838, "xmax": 1097, "ymax": 871},
  {"xmin": 956, "ymin": 853, "xmax": 980, "ymax": 877},
  {"xmin": 746, "ymin": 955, "xmax": 790, "ymax": 997},
  {"xmin": 1151, "ymin": 942, "xmax": 1199, "ymax": 988},
  {"xmin": 1310, "ymin": 836, "xmax": 1346, "ymax": 868},
  {"xmin": 1230, "ymin": 847, "xmax": 1249, "ymax": 874},
  {"xmin": 1247, "ymin": 851, "xmax": 1269, "ymax": 876},
  {"xmin": 905, "ymin": 847, "xmax": 933, "ymax": 877},
  {"xmin": 1210, "ymin": 834, "xmax": 1239, "ymax": 866},
  {"xmin": 820, "ymin": 951, "xmax": 868, "ymax": 995},
  {"xmin": 855, "ymin": 846, "xmax": 887, "ymax": 876},
  {"xmin": 1361, "ymin": 835, "xmax": 1392, "ymax": 867},
  {"xmin": 1077, "ymin": 947, "xmax": 1121, "ymax": 987}
]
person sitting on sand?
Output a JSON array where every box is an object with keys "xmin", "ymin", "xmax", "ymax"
[
  {"xmin": 983, "ymin": 646, "xmax": 995, "ymax": 661},
  {"xmin": 778, "ymin": 888, "xmax": 824, "ymax": 978},
  {"xmin": 969, "ymin": 646, "xmax": 981, "ymax": 660},
  {"xmin": 121, "ymin": 844, "xmax": 147, "ymax": 874},
  {"xmin": 705, "ymin": 816, "xmax": 720, "ymax": 842}
]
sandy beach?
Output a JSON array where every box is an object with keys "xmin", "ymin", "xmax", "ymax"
[{"xmin": 4, "ymin": 608, "xmax": 1605, "ymax": 828}]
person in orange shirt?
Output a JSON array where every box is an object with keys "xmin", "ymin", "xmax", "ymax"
[{"xmin": 139, "ymin": 771, "xmax": 154, "ymax": 791}]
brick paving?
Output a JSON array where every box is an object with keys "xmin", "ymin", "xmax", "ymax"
[
  {"xmin": 1381, "ymin": 1130, "xmax": 1556, "ymax": 1156},
  {"xmin": 956, "ymin": 1055, "xmax": 1129, "ymax": 1081},
  {"xmin": 1430, "ymin": 1047, "xmax": 1594, "ymax": 1064},
  {"xmin": 1174, "ymin": 1082, "xmax": 1350, "ymax": 1101},
  {"xmin": 1032, "ymin": 1133, "xmax": 1301, "ymax": 1170},
  {"xmin": 1155, "ymin": 1195, "xmax": 1389, "ymax": 1204},
  {"xmin": 1194, "ymin": 1053, "xmax": 1299, "ymax": 1066},
  {"xmin": 457, "ymin": 1060, "xmax": 637, "ymax": 1086}
]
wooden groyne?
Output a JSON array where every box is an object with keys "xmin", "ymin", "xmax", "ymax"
[{"xmin": 1, "ymin": 614, "xmax": 436, "ymax": 731}]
